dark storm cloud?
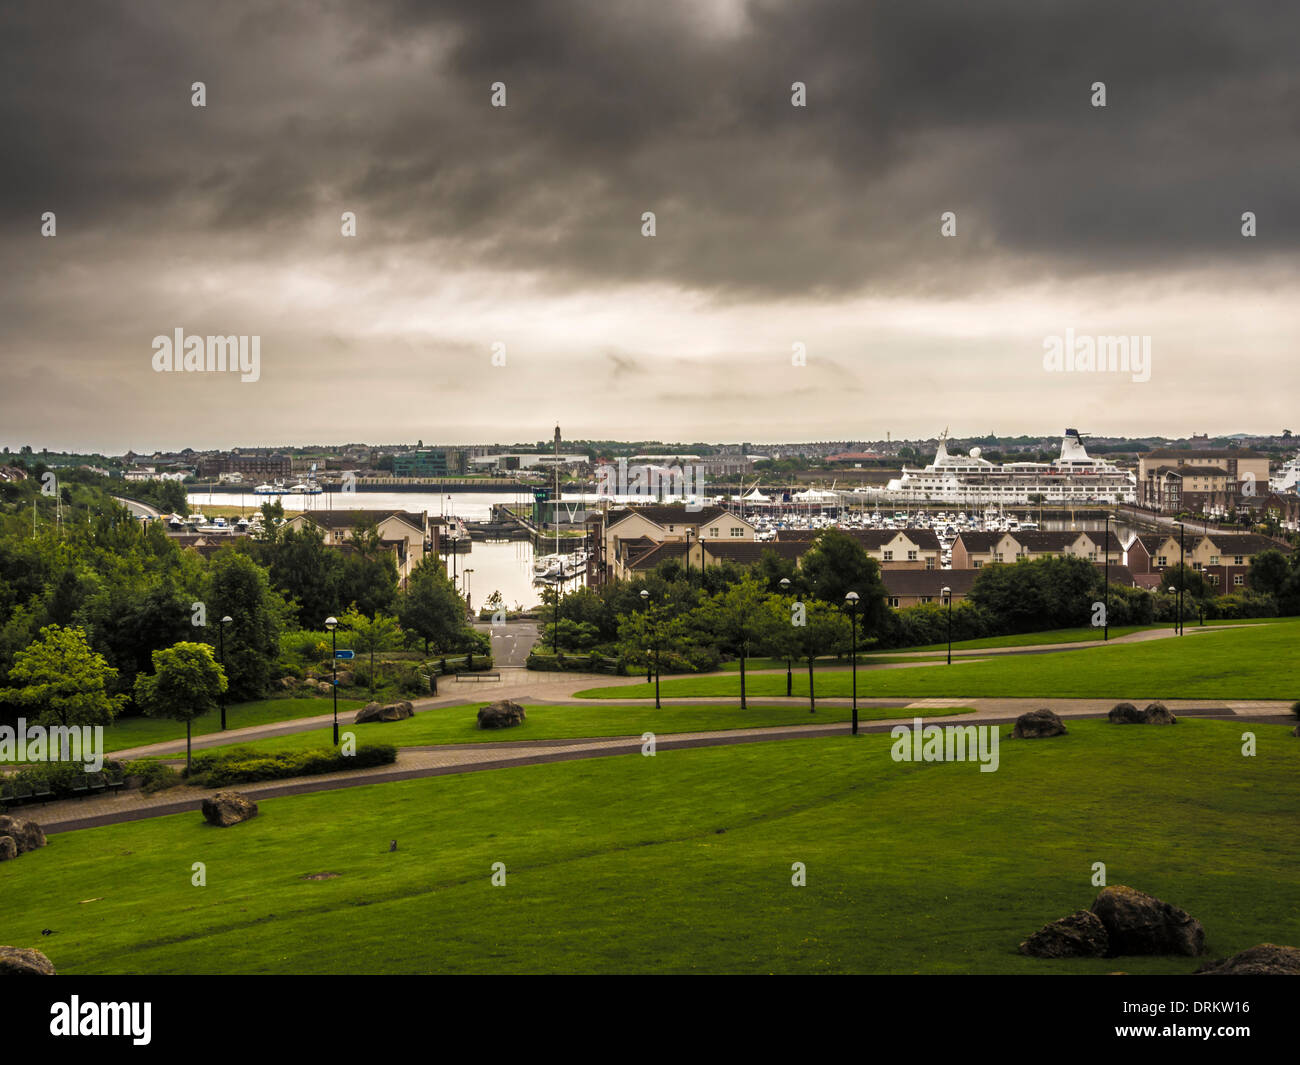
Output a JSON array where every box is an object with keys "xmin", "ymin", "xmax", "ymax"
[{"xmin": 2, "ymin": 0, "xmax": 1297, "ymax": 300}]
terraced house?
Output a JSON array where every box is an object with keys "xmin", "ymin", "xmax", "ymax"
[
  {"xmin": 775, "ymin": 528, "xmax": 943, "ymax": 569},
  {"xmin": 285, "ymin": 509, "xmax": 435, "ymax": 584},
  {"xmin": 950, "ymin": 530, "xmax": 1122, "ymax": 569},
  {"xmin": 1125, "ymin": 531, "xmax": 1291, "ymax": 592},
  {"xmin": 603, "ymin": 505, "xmax": 756, "ymax": 580}
]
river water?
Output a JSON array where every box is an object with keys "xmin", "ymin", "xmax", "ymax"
[{"xmin": 187, "ymin": 488, "xmax": 560, "ymax": 609}]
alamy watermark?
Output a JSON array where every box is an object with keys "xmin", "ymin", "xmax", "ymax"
[
  {"xmin": 890, "ymin": 717, "xmax": 999, "ymax": 773},
  {"xmin": 0, "ymin": 718, "xmax": 104, "ymax": 771},
  {"xmin": 596, "ymin": 458, "xmax": 707, "ymax": 512},
  {"xmin": 152, "ymin": 328, "xmax": 261, "ymax": 383},
  {"xmin": 1042, "ymin": 329, "xmax": 1151, "ymax": 383}
]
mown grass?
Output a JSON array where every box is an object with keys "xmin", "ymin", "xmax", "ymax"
[
  {"xmin": 3, "ymin": 719, "xmax": 1294, "ymax": 974},
  {"xmin": 577, "ymin": 622, "xmax": 1300, "ymax": 701},
  {"xmin": 16, "ymin": 698, "xmax": 371, "ymax": 758},
  {"xmin": 137, "ymin": 703, "xmax": 974, "ymax": 758}
]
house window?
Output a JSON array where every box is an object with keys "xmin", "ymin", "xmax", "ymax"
[
  {"xmin": 668, "ymin": 525, "xmax": 675, "ymax": 532},
  {"xmin": 889, "ymin": 597, "xmax": 900, "ymax": 608},
  {"xmin": 883, "ymin": 550, "xmax": 894, "ymax": 561},
  {"xmin": 925, "ymin": 559, "xmax": 934, "ymax": 570},
  {"xmin": 992, "ymin": 552, "xmax": 1004, "ymax": 562},
  {"xmin": 921, "ymin": 596, "xmax": 933, "ymax": 604},
  {"xmin": 1234, "ymin": 574, "xmax": 1244, "ymax": 586},
  {"xmin": 1192, "ymin": 562, "xmax": 1202, "ymax": 571},
  {"xmin": 709, "ymin": 527, "xmax": 719, "ymax": 538},
  {"xmin": 730, "ymin": 527, "xmax": 743, "ymax": 537},
  {"xmin": 1209, "ymin": 555, "xmax": 1219, "ymax": 565},
  {"xmin": 1209, "ymin": 574, "xmax": 1220, "ymax": 585},
  {"xmin": 1233, "ymin": 555, "xmax": 1244, "ymax": 565},
  {"xmin": 1156, "ymin": 555, "xmax": 1167, "ymax": 567},
  {"xmin": 973, "ymin": 561, "xmax": 982, "ymax": 569},
  {"xmin": 907, "ymin": 550, "xmax": 917, "ymax": 561}
]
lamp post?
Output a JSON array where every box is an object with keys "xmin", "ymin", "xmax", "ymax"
[
  {"xmin": 844, "ymin": 591, "xmax": 859, "ymax": 735},
  {"xmin": 639, "ymin": 588, "xmax": 660, "ymax": 708},
  {"xmin": 464, "ymin": 568, "xmax": 474, "ymax": 615},
  {"xmin": 942, "ymin": 587, "xmax": 952, "ymax": 665},
  {"xmin": 218, "ymin": 615, "xmax": 232, "ymax": 729},
  {"xmin": 553, "ymin": 560, "xmax": 565, "ymax": 654},
  {"xmin": 1103, "ymin": 513, "xmax": 1110, "ymax": 641},
  {"xmin": 325, "ymin": 616, "xmax": 339, "ymax": 745},
  {"xmin": 1177, "ymin": 521, "xmax": 1185, "ymax": 635},
  {"xmin": 780, "ymin": 577, "xmax": 793, "ymax": 696}
]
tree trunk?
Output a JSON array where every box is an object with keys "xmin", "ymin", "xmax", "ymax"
[
  {"xmin": 808, "ymin": 657, "xmax": 815, "ymax": 713},
  {"xmin": 186, "ymin": 719, "xmax": 192, "ymax": 774},
  {"xmin": 739, "ymin": 645, "xmax": 746, "ymax": 710},
  {"xmin": 370, "ymin": 645, "xmax": 375, "ymax": 696}
]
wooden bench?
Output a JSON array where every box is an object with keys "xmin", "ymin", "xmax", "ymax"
[{"xmin": 455, "ymin": 672, "xmax": 501, "ymax": 682}]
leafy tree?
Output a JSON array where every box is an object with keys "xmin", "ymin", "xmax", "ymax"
[
  {"xmin": 264, "ymin": 526, "xmax": 342, "ymax": 627},
  {"xmin": 339, "ymin": 605, "xmax": 402, "ymax": 696},
  {"xmin": 800, "ymin": 529, "xmax": 890, "ymax": 635},
  {"xmin": 0, "ymin": 624, "xmax": 127, "ymax": 757},
  {"xmin": 134, "ymin": 641, "xmax": 227, "ymax": 771},
  {"xmin": 701, "ymin": 575, "xmax": 771, "ymax": 710},
  {"xmin": 398, "ymin": 558, "xmax": 467, "ymax": 654},
  {"xmin": 206, "ymin": 550, "xmax": 282, "ymax": 700},
  {"xmin": 766, "ymin": 596, "xmax": 852, "ymax": 712}
]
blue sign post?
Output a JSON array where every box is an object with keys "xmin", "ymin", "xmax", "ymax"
[{"xmin": 335, "ymin": 650, "xmax": 355, "ymax": 660}]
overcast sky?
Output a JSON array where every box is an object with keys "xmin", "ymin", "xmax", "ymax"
[{"xmin": 2, "ymin": 0, "xmax": 1297, "ymax": 454}]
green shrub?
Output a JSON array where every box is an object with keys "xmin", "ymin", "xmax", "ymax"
[
  {"xmin": 123, "ymin": 759, "xmax": 182, "ymax": 793},
  {"xmin": 184, "ymin": 744, "xmax": 397, "ymax": 787},
  {"xmin": 12, "ymin": 759, "xmax": 129, "ymax": 798}
]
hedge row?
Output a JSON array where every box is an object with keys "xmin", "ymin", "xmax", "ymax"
[{"xmin": 184, "ymin": 744, "xmax": 397, "ymax": 787}]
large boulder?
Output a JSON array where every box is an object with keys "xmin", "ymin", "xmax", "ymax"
[
  {"xmin": 477, "ymin": 700, "xmax": 526, "ymax": 730},
  {"xmin": 1196, "ymin": 944, "xmax": 1300, "ymax": 975},
  {"xmin": 0, "ymin": 946, "xmax": 56, "ymax": 975},
  {"xmin": 1142, "ymin": 701, "xmax": 1177, "ymax": 725},
  {"xmin": 0, "ymin": 837, "xmax": 16, "ymax": 862},
  {"xmin": 355, "ymin": 701, "xmax": 414, "ymax": 724},
  {"xmin": 1108, "ymin": 702, "xmax": 1145, "ymax": 724},
  {"xmin": 1091, "ymin": 885, "xmax": 1205, "ymax": 957},
  {"xmin": 1011, "ymin": 708, "xmax": 1068, "ymax": 739},
  {"xmin": 315, "ymin": 681, "xmax": 333, "ymax": 695},
  {"xmin": 278, "ymin": 676, "xmax": 298, "ymax": 690},
  {"xmin": 1018, "ymin": 910, "xmax": 1109, "ymax": 958},
  {"xmin": 0, "ymin": 815, "xmax": 46, "ymax": 855},
  {"xmin": 336, "ymin": 670, "xmax": 355, "ymax": 687},
  {"xmin": 201, "ymin": 791, "xmax": 258, "ymax": 827}
]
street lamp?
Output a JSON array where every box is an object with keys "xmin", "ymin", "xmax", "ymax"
[
  {"xmin": 464, "ymin": 568, "xmax": 474, "ymax": 614},
  {"xmin": 1103, "ymin": 513, "xmax": 1111, "ymax": 641},
  {"xmin": 844, "ymin": 591, "xmax": 859, "ymax": 735},
  {"xmin": 780, "ymin": 577, "xmax": 793, "ymax": 696},
  {"xmin": 324, "ymin": 616, "xmax": 339, "ymax": 746},
  {"xmin": 553, "ymin": 560, "xmax": 566, "ymax": 654},
  {"xmin": 639, "ymin": 588, "xmax": 660, "ymax": 708},
  {"xmin": 1176, "ymin": 521, "xmax": 1185, "ymax": 635},
  {"xmin": 942, "ymin": 587, "xmax": 952, "ymax": 665},
  {"xmin": 218, "ymin": 615, "xmax": 232, "ymax": 729}
]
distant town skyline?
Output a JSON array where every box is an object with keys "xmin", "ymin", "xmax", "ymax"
[{"xmin": 3, "ymin": 1, "xmax": 1297, "ymax": 452}]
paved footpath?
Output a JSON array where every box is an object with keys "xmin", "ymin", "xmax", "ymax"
[{"xmin": 32, "ymin": 690, "xmax": 1292, "ymax": 835}]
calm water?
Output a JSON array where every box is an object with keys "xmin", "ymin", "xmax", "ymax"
[{"xmin": 187, "ymin": 489, "xmax": 568, "ymax": 609}]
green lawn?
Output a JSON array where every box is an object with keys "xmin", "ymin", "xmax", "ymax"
[
  {"xmin": 900, "ymin": 617, "xmax": 1296, "ymax": 653},
  {"xmin": 2, "ymin": 698, "xmax": 370, "ymax": 759},
  {"xmin": 576, "ymin": 622, "xmax": 1300, "ymax": 700},
  {"xmin": 138, "ymin": 703, "xmax": 974, "ymax": 758},
  {"xmin": 4, "ymin": 719, "xmax": 1294, "ymax": 974},
  {"xmin": 720, "ymin": 654, "xmax": 946, "ymax": 671}
]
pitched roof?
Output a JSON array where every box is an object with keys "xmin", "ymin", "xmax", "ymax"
[
  {"xmin": 701, "ymin": 541, "xmax": 810, "ymax": 565},
  {"xmin": 295, "ymin": 509, "xmax": 425, "ymax": 533},
  {"xmin": 626, "ymin": 541, "xmax": 692, "ymax": 570},
  {"xmin": 1011, "ymin": 530, "xmax": 1088, "ymax": 552},
  {"xmin": 880, "ymin": 569, "xmax": 980, "ymax": 598},
  {"xmin": 606, "ymin": 504, "xmax": 743, "ymax": 530},
  {"xmin": 1197, "ymin": 533, "xmax": 1292, "ymax": 555},
  {"xmin": 953, "ymin": 531, "xmax": 1004, "ymax": 552}
]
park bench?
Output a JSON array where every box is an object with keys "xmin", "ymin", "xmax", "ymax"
[{"xmin": 455, "ymin": 671, "xmax": 501, "ymax": 682}]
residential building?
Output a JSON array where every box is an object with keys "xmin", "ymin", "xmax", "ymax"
[
  {"xmin": 284, "ymin": 509, "xmax": 435, "ymax": 584},
  {"xmin": 1137, "ymin": 448, "xmax": 1270, "ymax": 513}
]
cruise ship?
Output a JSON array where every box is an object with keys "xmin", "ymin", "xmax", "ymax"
[
  {"xmin": 881, "ymin": 429, "xmax": 1136, "ymax": 504},
  {"xmin": 1271, "ymin": 452, "xmax": 1300, "ymax": 494}
]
